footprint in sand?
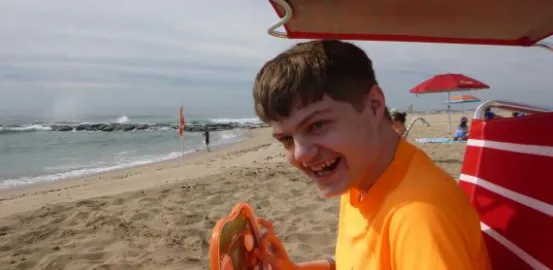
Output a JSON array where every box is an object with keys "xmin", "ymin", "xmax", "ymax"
[
  {"xmin": 39, "ymin": 251, "xmax": 107, "ymax": 270},
  {"xmin": 130, "ymin": 212, "xmax": 152, "ymax": 222},
  {"xmin": 65, "ymin": 211, "xmax": 91, "ymax": 226},
  {"xmin": 137, "ymin": 196, "xmax": 158, "ymax": 206}
]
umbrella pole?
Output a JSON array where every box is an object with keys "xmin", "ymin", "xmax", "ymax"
[{"xmin": 447, "ymin": 92, "xmax": 451, "ymax": 134}]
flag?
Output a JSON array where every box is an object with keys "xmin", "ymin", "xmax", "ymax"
[{"xmin": 178, "ymin": 106, "xmax": 185, "ymax": 136}]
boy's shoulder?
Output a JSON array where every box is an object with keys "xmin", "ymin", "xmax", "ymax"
[{"xmin": 389, "ymin": 145, "xmax": 469, "ymax": 212}]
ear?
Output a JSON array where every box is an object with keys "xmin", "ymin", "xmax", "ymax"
[{"xmin": 365, "ymin": 85, "xmax": 386, "ymax": 118}]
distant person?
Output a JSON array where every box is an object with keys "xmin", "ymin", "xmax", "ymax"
[
  {"xmin": 485, "ymin": 108, "xmax": 505, "ymax": 120},
  {"xmin": 204, "ymin": 125, "xmax": 210, "ymax": 151},
  {"xmin": 485, "ymin": 108, "xmax": 496, "ymax": 120},
  {"xmin": 391, "ymin": 110, "xmax": 407, "ymax": 136},
  {"xmin": 454, "ymin": 116, "xmax": 469, "ymax": 141}
]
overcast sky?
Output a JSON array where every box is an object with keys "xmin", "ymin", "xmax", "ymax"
[{"xmin": 1, "ymin": 0, "xmax": 552, "ymax": 120}]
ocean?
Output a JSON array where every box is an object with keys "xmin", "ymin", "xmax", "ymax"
[{"xmin": 0, "ymin": 114, "xmax": 262, "ymax": 190}]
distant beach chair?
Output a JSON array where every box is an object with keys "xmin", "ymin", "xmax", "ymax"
[
  {"xmin": 403, "ymin": 117, "xmax": 430, "ymax": 139},
  {"xmin": 459, "ymin": 100, "xmax": 553, "ymax": 270},
  {"xmin": 415, "ymin": 137, "xmax": 461, "ymax": 144}
]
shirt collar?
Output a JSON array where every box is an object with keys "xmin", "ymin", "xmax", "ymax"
[{"xmin": 349, "ymin": 138, "xmax": 416, "ymax": 209}]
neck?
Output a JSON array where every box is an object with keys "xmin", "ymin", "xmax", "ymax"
[{"xmin": 356, "ymin": 123, "xmax": 401, "ymax": 192}]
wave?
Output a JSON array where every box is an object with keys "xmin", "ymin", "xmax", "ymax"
[
  {"xmin": 0, "ymin": 128, "xmax": 249, "ymax": 189},
  {"xmin": 115, "ymin": 115, "xmax": 130, "ymax": 124},
  {"xmin": 0, "ymin": 124, "xmax": 52, "ymax": 133},
  {"xmin": 0, "ymin": 151, "xmax": 186, "ymax": 189},
  {"xmin": 0, "ymin": 117, "xmax": 265, "ymax": 135},
  {"xmin": 208, "ymin": 117, "xmax": 262, "ymax": 125}
]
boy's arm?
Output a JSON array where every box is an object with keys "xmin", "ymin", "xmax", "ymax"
[
  {"xmin": 296, "ymin": 258, "xmax": 335, "ymax": 270},
  {"xmin": 254, "ymin": 218, "xmax": 335, "ymax": 270},
  {"xmin": 389, "ymin": 202, "xmax": 485, "ymax": 270}
]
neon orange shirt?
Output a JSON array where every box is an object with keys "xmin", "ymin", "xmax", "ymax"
[{"xmin": 335, "ymin": 139, "xmax": 490, "ymax": 270}]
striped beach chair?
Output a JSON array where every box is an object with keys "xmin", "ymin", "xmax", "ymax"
[{"xmin": 459, "ymin": 100, "xmax": 553, "ymax": 270}]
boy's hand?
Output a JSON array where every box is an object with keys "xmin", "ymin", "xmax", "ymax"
[{"xmin": 254, "ymin": 218, "xmax": 298, "ymax": 270}]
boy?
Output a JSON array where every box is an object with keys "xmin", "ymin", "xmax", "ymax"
[
  {"xmin": 252, "ymin": 40, "xmax": 490, "ymax": 270},
  {"xmin": 390, "ymin": 110, "xmax": 407, "ymax": 136}
]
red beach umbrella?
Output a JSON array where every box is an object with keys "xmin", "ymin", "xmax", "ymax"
[
  {"xmin": 410, "ymin": 73, "xmax": 490, "ymax": 133},
  {"xmin": 410, "ymin": 73, "xmax": 490, "ymax": 95}
]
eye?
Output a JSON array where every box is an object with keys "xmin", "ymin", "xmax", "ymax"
[{"xmin": 309, "ymin": 121, "xmax": 327, "ymax": 132}]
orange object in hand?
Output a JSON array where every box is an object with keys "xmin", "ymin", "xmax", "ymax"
[
  {"xmin": 254, "ymin": 218, "xmax": 297, "ymax": 270},
  {"xmin": 209, "ymin": 203, "xmax": 269, "ymax": 270},
  {"xmin": 244, "ymin": 233, "xmax": 255, "ymax": 252}
]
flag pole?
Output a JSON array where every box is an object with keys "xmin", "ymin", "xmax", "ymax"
[
  {"xmin": 181, "ymin": 135, "xmax": 184, "ymax": 165},
  {"xmin": 447, "ymin": 92, "xmax": 451, "ymax": 134}
]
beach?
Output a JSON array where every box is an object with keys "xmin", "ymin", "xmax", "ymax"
[{"xmin": 0, "ymin": 112, "xmax": 469, "ymax": 270}]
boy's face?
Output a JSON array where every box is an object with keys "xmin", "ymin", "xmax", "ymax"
[{"xmin": 270, "ymin": 87, "xmax": 386, "ymax": 197}]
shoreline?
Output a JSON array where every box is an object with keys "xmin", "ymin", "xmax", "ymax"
[
  {"xmin": 0, "ymin": 127, "xmax": 253, "ymax": 192},
  {"xmin": 0, "ymin": 127, "xmax": 274, "ymax": 218},
  {"xmin": 0, "ymin": 129, "xmax": 247, "ymax": 192}
]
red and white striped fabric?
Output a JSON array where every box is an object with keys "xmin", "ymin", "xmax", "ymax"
[{"xmin": 459, "ymin": 112, "xmax": 553, "ymax": 270}]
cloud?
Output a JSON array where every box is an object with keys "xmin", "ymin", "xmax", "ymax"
[{"xmin": 1, "ymin": 0, "xmax": 552, "ymax": 118}]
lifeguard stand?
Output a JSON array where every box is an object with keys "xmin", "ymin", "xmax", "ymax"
[{"xmin": 459, "ymin": 100, "xmax": 553, "ymax": 270}]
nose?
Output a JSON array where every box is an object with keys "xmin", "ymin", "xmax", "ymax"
[{"xmin": 293, "ymin": 136, "xmax": 317, "ymax": 163}]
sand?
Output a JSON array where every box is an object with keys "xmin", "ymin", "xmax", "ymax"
[{"xmin": 0, "ymin": 112, "xmax": 469, "ymax": 270}]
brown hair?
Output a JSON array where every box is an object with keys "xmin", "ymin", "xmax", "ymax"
[
  {"xmin": 391, "ymin": 111, "xmax": 407, "ymax": 124},
  {"xmin": 253, "ymin": 39, "xmax": 387, "ymax": 123}
]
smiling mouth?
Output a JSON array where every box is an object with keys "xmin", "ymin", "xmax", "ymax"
[{"xmin": 308, "ymin": 157, "xmax": 342, "ymax": 177}]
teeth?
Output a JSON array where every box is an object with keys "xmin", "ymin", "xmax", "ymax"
[
  {"xmin": 315, "ymin": 170, "xmax": 329, "ymax": 177},
  {"xmin": 309, "ymin": 158, "xmax": 337, "ymax": 172}
]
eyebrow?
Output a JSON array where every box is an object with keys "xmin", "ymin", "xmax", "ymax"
[{"xmin": 272, "ymin": 108, "xmax": 332, "ymax": 138}]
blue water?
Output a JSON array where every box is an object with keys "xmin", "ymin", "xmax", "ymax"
[{"xmin": 0, "ymin": 115, "xmax": 261, "ymax": 189}]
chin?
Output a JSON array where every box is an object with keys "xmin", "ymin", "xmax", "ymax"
[{"xmin": 316, "ymin": 181, "xmax": 351, "ymax": 198}]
